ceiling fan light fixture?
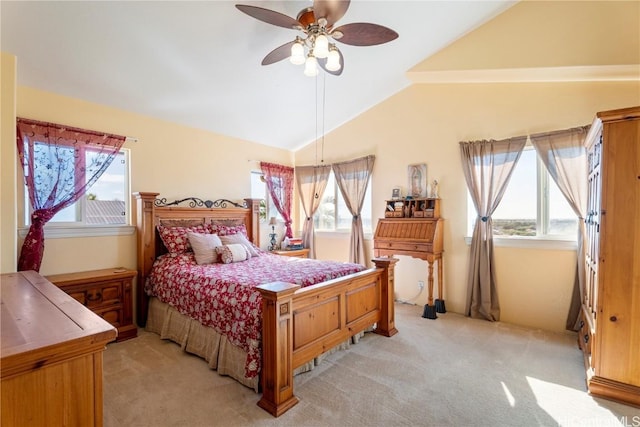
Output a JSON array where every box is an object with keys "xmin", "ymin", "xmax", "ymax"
[
  {"xmin": 290, "ymin": 40, "xmax": 305, "ymax": 65},
  {"xmin": 313, "ymin": 34, "xmax": 329, "ymax": 58},
  {"xmin": 304, "ymin": 55, "xmax": 318, "ymax": 77}
]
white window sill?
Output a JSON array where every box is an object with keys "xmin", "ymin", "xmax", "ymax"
[
  {"xmin": 464, "ymin": 236, "xmax": 577, "ymax": 250},
  {"xmin": 19, "ymin": 225, "xmax": 135, "ymax": 239}
]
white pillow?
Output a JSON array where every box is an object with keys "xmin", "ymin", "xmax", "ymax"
[
  {"xmin": 220, "ymin": 233, "xmax": 260, "ymax": 257},
  {"xmin": 216, "ymin": 243, "xmax": 251, "ymax": 264},
  {"xmin": 187, "ymin": 232, "xmax": 223, "ymax": 264}
]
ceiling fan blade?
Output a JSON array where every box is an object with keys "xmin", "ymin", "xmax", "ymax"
[
  {"xmin": 333, "ymin": 23, "xmax": 398, "ymax": 46},
  {"xmin": 236, "ymin": 4, "xmax": 300, "ymax": 30},
  {"xmin": 318, "ymin": 47, "xmax": 344, "ymax": 76},
  {"xmin": 262, "ymin": 41, "xmax": 296, "ymax": 65},
  {"xmin": 313, "ymin": 0, "xmax": 350, "ymax": 27}
]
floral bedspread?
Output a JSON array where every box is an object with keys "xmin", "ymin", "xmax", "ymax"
[{"xmin": 146, "ymin": 252, "xmax": 365, "ymax": 378}]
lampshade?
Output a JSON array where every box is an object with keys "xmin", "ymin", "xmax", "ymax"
[
  {"xmin": 290, "ymin": 41, "xmax": 305, "ymax": 65},
  {"xmin": 269, "ymin": 217, "xmax": 277, "ymax": 226},
  {"xmin": 313, "ymin": 34, "xmax": 329, "ymax": 58},
  {"xmin": 304, "ymin": 55, "xmax": 318, "ymax": 77},
  {"xmin": 325, "ymin": 47, "xmax": 341, "ymax": 72}
]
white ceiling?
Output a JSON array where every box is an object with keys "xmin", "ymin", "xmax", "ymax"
[{"xmin": 1, "ymin": 1, "xmax": 515, "ymax": 151}]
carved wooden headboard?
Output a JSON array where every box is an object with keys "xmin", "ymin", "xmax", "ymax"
[{"xmin": 133, "ymin": 192, "xmax": 261, "ymax": 326}]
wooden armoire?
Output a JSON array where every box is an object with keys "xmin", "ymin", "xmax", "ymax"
[{"xmin": 580, "ymin": 106, "xmax": 640, "ymax": 407}]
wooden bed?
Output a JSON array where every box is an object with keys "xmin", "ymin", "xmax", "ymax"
[{"xmin": 134, "ymin": 192, "xmax": 398, "ymax": 417}]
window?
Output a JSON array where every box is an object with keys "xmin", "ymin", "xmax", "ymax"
[
  {"xmin": 314, "ymin": 172, "xmax": 372, "ymax": 233},
  {"xmin": 24, "ymin": 148, "xmax": 130, "ymax": 227},
  {"xmin": 250, "ymin": 171, "xmax": 279, "ymax": 222},
  {"xmin": 467, "ymin": 146, "xmax": 578, "ymax": 239}
]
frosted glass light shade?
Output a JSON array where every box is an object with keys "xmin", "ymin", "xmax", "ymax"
[
  {"xmin": 314, "ymin": 34, "xmax": 329, "ymax": 58},
  {"xmin": 326, "ymin": 48, "xmax": 341, "ymax": 71},
  {"xmin": 304, "ymin": 55, "xmax": 318, "ymax": 77},
  {"xmin": 290, "ymin": 41, "xmax": 305, "ymax": 65}
]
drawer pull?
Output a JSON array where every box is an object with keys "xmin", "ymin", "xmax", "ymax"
[
  {"xmin": 609, "ymin": 316, "xmax": 617, "ymax": 322},
  {"xmin": 87, "ymin": 293, "xmax": 102, "ymax": 302},
  {"xmin": 579, "ymin": 320, "xmax": 584, "ymax": 329},
  {"xmin": 583, "ymin": 334, "xmax": 589, "ymax": 344}
]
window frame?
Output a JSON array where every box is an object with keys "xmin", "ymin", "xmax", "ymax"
[
  {"xmin": 466, "ymin": 145, "xmax": 578, "ymax": 250},
  {"xmin": 313, "ymin": 171, "xmax": 372, "ymax": 235},
  {"xmin": 20, "ymin": 147, "xmax": 134, "ymax": 238}
]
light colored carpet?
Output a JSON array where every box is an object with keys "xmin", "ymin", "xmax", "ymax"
[{"xmin": 103, "ymin": 303, "xmax": 639, "ymax": 426}]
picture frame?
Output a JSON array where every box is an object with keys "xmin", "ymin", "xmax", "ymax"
[
  {"xmin": 407, "ymin": 163, "xmax": 427, "ymax": 198},
  {"xmin": 391, "ymin": 187, "xmax": 401, "ymax": 200}
]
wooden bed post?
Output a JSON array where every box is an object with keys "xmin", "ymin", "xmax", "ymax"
[
  {"xmin": 133, "ymin": 192, "xmax": 159, "ymax": 327},
  {"xmin": 256, "ymin": 281, "xmax": 301, "ymax": 417},
  {"xmin": 372, "ymin": 257, "xmax": 399, "ymax": 337},
  {"xmin": 244, "ymin": 198, "xmax": 261, "ymax": 247}
]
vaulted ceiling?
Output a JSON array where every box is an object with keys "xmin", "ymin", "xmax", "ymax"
[{"xmin": 1, "ymin": 1, "xmax": 516, "ymax": 150}]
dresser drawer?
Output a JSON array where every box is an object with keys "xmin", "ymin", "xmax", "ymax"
[
  {"xmin": 374, "ymin": 241, "xmax": 433, "ymax": 253},
  {"xmin": 67, "ymin": 281, "xmax": 122, "ymax": 308}
]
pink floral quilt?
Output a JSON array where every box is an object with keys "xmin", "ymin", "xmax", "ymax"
[{"xmin": 145, "ymin": 252, "xmax": 365, "ymax": 378}]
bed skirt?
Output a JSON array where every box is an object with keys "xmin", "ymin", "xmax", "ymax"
[{"xmin": 145, "ymin": 297, "xmax": 367, "ymax": 392}]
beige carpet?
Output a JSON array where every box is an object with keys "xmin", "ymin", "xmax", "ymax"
[{"xmin": 103, "ymin": 303, "xmax": 639, "ymax": 426}]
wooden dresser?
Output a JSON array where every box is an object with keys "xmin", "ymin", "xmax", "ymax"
[
  {"xmin": 46, "ymin": 268, "xmax": 137, "ymax": 342},
  {"xmin": 374, "ymin": 198, "xmax": 444, "ymax": 318},
  {"xmin": 1, "ymin": 270, "xmax": 117, "ymax": 426},
  {"xmin": 580, "ymin": 106, "xmax": 640, "ymax": 407},
  {"xmin": 272, "ymin": 248, "xmax": 310, "ymax": 258}
]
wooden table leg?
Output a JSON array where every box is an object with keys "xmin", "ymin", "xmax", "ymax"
[{"xmin": 427, "ymin": 260, "xmax": 434, "ymax": 306}]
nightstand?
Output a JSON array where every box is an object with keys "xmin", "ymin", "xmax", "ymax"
[
  {"xmin": 273, "ymin": 248, "xmax": 310, "ymax": 258},
  {"xmin": 46, "ymin": 268, "xmax": 137, "ymax": 342}
]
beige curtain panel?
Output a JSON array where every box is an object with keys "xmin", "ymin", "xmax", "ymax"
[
  {"xmin": 332, "ymin": 155, "xmax": 375, "ymax": 266},
  {"xmin": 460, "ymin": 137, "xmax": 527, "ymax": 321},
  {"xmin": 295, "ymin": 164, "xmax": 331, "ymax": 259},
  {"xmin": 530, "ymin": 125, "xmax": 589, "ymax": 331}
]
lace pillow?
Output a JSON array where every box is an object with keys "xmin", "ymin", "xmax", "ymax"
[
  {"xmin": 215, "ymin": 243, "xmax": 251, "ymax": 264},
  {"xmin": 187, "ymin": 232, "xmax": 223, "ymax": 264}
]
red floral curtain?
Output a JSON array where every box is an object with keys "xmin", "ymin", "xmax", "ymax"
[
  {"xmin": 16, "ymin": 118, "xmax": 126, "ymax": 272},
  {"xmin": 260, "ymin": 162, "xmax": 294, "ymax": 238}
]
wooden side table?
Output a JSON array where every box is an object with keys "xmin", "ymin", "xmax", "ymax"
[
  {"xmin": 46, "ymin": 267, "xmax": 137, "ymax": 342},
  {"xmin": 272, "ymin": 248, "xmax": 310, "ymax": 258}
]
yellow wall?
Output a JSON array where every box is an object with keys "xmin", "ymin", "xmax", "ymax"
[
  {"xmin": 1, "ymin": 53, "xmax": 17, "ymax": 273},
  {"xmin": 410, "ymin": 0, "xmax": 639, "ymax": 71},
  {"xmin": 295, "ymin": 0, "xmax": 640, "ymax": 332},
  {"xmin": 10, "ymin": 87, "xmax": 292, "ymax": 276}
]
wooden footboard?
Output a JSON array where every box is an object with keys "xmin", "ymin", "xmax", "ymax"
[{"xmin": 256, "ymin": 257, "xmax": 398, "ymax": 417}]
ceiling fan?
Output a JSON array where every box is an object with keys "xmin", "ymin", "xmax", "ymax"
[{"xmin": 236, "ymin": 0, "xmax": 398, "ymax": 76}]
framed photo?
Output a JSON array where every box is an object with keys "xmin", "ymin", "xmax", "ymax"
[
  {"xmin": 407, "ymin": 163, "xmax": 427, "ymax": 198},
  {"xmin": 391, "ymin": 187, "xmax": 401, "ymax": 200}
]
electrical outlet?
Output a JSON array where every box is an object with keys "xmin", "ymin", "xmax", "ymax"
[{"xmin": 418, "ymin": 280, "xmax": 424, "ymax": 290}]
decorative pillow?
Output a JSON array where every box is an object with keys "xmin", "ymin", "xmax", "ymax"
[
  {"xmin": 158, "ymin": 225, "xmax": 207, "ymax": 255},
  {"xmin": 209, "ymin": 223, "xmax": 248, "ymax": 237},
  {"xmin": 215, "ymin": 243, "xmax": 250, "ymax": 264},
  {"xmin": 220, "ymin": 233, "xmax": 261, "ymax": 257},
  {"xmin": 187, "ymin": 232, "xmax": 223, "ymax": 265}
]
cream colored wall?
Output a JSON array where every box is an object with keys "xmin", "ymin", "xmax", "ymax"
[
  {"xmin": 298, "ymin": 81, "xmax": 639, "ymax": 333},
  {"xmin": 410, "ymin": 1, "xmax": 639, "ymax": 71},
  {"xmin": 1, "ymin": 53, "xmax": 18, "ymax": 273},
  {"xmin": 295, "ymin": 0, "xmax": 639, "ymax": 333},
  {"xmin": 10, "ymin": 87, "xmax": 292, "ymax": 276}
]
